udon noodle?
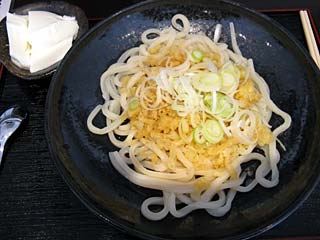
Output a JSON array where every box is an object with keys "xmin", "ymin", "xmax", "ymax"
[{"xmin": 87, "ymin": 14, "xmax": 291, "ymax": 220}]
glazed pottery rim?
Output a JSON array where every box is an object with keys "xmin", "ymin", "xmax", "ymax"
[
  {"xmin": 45, "ymin": 0, "xmax": 320, "ymax": 239},
  {"xmin": 0, "ymin": 1, "xmax": 89, "ymax": 80}
]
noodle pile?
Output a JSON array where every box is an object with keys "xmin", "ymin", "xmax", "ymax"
[{"xmin": 87, "ymin": 14, "xmax": 292, "ymax": 220}]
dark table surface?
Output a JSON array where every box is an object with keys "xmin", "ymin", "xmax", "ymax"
[{"xmin": 1, "ymin": 0, "xmax": 320, "ymax": 239}]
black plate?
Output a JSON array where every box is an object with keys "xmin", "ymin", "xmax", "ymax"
[
  {"xmin": 0, "ymin": 1, "xmax": 89, "ymax": 80},
  {"xmin": 45, "ymin": 0, "xmax": 320, "ymax": 239}
]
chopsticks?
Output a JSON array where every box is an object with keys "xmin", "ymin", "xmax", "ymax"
[{"xmin": 299, "ymin": 10, "xmax": 320, "ymax": 69}]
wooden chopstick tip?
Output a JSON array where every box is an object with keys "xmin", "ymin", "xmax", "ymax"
[{"xmin": 300, "ymin": 10, "xmax": 320, "ymax": 69}]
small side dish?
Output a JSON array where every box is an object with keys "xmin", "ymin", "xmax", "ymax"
[{"xmin": 6, "ymin": 11, "xmax": 79, "ymax": 73}]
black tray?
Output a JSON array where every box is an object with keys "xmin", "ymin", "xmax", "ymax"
[{"xmin": 0, "ymin": 9, "xmax": 319, "ymax": 239}]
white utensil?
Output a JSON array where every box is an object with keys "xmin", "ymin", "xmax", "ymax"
[{"xmin": 0, "ymin": 106, "xmax": 28, "ymax": 165}]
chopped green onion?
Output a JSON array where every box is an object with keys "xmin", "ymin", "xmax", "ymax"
[
  {"xmin": 191, "ymin": 50, "xmax": 204, "ymax": 62},
  {"xmin": 193, "ymin": 126, "xmax": 206, "ymax": 144},
  {"xmin": 202, "ymin": 119, "xmax": 224, "ymax": 143},
  {"xmin": 128, "ymin": 99, "xmax": 139, "ymax": 111},
  {"xmin": 191, "ymin": 72, "xmax": 222, "ymax": 92},
  {"xmin": 221, "ymin": 72, "xmax": 236, "ymax": 89},
  {"xmin": 224, "ymin": 63, "xmax": 240, "ymax": 77},
  {"xmin": 220, "ymin": 63, "xmax": 240, "ymax": 92},
  {"xmin": 215, "ymin": 93, "xmax": 234, "ymax": 119},
  {"xmin": 203, "ymin": 92, "xmax": 235, "ymax": 119},
  {"xmin": 204, "ymin": 94, "xmax": 212, "ymax": 108}
]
